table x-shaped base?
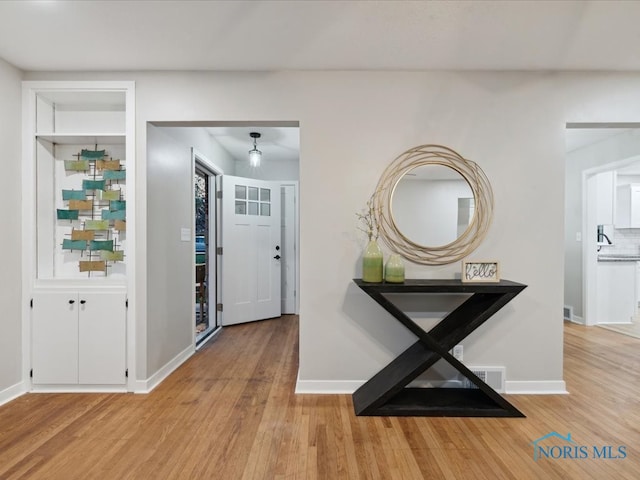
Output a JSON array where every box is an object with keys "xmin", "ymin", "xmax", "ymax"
[{"xmin": 352, "ymin": 279, "xmax": 527, "ymax": 417}]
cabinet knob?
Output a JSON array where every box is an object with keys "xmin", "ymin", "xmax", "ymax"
[
  {"xmin": 68, "ymin": 299, "xmax": 75, "ymax": 304},
  {"xmin": 80, "ymin": 300, "xmax": 86, "ymax": 305}
]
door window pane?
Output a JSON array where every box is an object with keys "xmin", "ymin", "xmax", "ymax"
[
  {"xmin": 235, "ymin": 201, "xmax": 246, "ymax": 215},
  {"xmin": 237, "ymin": 184, "xmax": 272, "ymax": 216},
  {"xmin": 195, "ymin": 172, "xmax": 207, "ymax": 238},
  {"xmin": 235, "ymin": 185, "xmax": 246, "ymax": 199}
]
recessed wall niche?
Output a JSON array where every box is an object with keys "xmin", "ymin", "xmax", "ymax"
[{"xmin": 33, "ymin": 89, "xmax": 128, "ymax": 280}]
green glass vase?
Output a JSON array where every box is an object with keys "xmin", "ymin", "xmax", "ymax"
[
  {"xmin": 384, "ymin": 253, "xmax": 405, "ymax": 283},
  {"xmin": 362, "ymin": 239, "xmax": 383, "ymax": 283}
]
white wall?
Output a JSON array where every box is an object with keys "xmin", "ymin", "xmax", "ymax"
[
  {"xmin": 0, "ymin": 57, "xmax": 23, "ymax": 401},
  {"xmin": 144, "ymin": 125, "xmax": 235, "ymax": 380},
  {"xmin": 131, "ymin": 71, "xmax": 567, "ymax": 392},
  {"xmin": 158, "ymin": 127, "xmax": 236, "ymax": 175},
  {"xmin": 22, "ymin": 70, "xmax": 640, "ymax": 393},
  {"xmin": 235, "ymin": 158, "xmax": 299, "ymax": 181},
  {"xmin": 145, "ymin": 124, "xmax": 195, "ymax": 377},
  {"xmin": 565, "ymin": 130, "xmax": 640, "ymax": 319}
]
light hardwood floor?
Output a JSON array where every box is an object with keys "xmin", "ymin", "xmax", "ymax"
[
  {"xmin": 1, "ymin": 316, "xmax": 639, "ymax": 479},
  {"xmin": 598, "ymin": 320, "xmax": 640, "ymax": 339}
]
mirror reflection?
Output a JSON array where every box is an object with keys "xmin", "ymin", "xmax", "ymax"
[{"xmin": 391, "ymin": 165, "xmax": 475, "ymax": 247}]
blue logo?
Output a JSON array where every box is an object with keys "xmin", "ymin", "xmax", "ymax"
[{"xmin": 531, "ymin": 432, "xmax": 626, "ymax": 461}]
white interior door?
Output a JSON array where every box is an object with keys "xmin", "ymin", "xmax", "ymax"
[{"xmin": 222, "ymin": 175, "xmax": 281, "ymax": 325}]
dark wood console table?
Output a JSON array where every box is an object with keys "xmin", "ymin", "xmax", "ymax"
[{"xmin": 352, "ymin": 278, "xmax": 527, "ymax": 417}]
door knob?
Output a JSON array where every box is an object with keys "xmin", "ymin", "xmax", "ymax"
[
  {"xmin": 68, "ymin": 299, "xmax": 75, "ymax": 305},
  {"xmin": 80, "ymin": 300, "xmax": 86, "ymax": 305},
  {"xmin": 274, "ymin": 255, "xmax": 281, "ymax": 260}
]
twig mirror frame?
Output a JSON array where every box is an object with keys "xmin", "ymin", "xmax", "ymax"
[{"xmin": 372, "ymin": 144, "xmax": 494, "ymax": 265}]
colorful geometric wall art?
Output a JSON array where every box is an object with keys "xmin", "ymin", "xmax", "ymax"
[
  {"xmin": 64, "ymin": 160, "xmax": 89, "ymax": 171},
  {"xmin": 62, "ymin": 189, "xmax": 86, "ymax": 200},
  {"xmin": 58, "ymin": 148, "xmax": 126, "ymax": 276},
  {"xmin": 103, "ymin": 170, "xmax": 126, "ymax": 181},
  {"xmin": 79, "ymin": 260, "xmax": 107, "ymax": 273}
]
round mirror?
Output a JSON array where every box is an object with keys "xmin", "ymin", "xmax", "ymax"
[
  {"xmin": 372, "ymin": 144, "xmax": 493, "ymax": 265},
  {"xmin": 391, "ymin": 165, "xmax": 474, "ymax": 248}
]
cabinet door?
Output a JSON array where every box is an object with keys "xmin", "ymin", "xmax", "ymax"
[
  {"xmin": 616, "ymin": 184, "xmax": 640, "ymax": 228},
  {"xmin": 595, "ymin": 171, "xmax": 614, "ymax": 225},
  {"xmin": 596, "ymin": 262, "xmax": 636, "ymax": 323},
  {"xmin": 32, "ymin": 292, "xmax": 79, "ymax": 384},
  {"xmin": 78, "ymin": 292, "xmax": 126, "ymax": 385},
  {"xmin": 631, "ymin": 185, "xmax": 640, "ymax": 227}
]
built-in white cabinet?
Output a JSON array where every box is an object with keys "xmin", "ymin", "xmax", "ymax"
[
  {"xmin": 23, "ymin": 81, "xmax": 135, "ymax": 391},
  {"xmin": 32, "ymin": 290, "xmax": 127, "ymax": 386},
  {"xmin": 615, "ymin": 183, "xmax": 640, "ymax": 228},
  {"xmin": 596, "ymin": 262, "xmax": 637, "ymax": 324}
]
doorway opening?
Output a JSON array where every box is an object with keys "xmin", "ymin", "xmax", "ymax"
[
  {"xmin": 205, "ymin": 124, "xmax": 300, "ymax": 327},
  {"xmin": 149, "ymin": 122, "xmax": 300, "ymax": 351},
  {"xmin": 194, "ymin": 151, "xmax": 223, "ymax": 347},
  {"xmin": 564, "ymin": 124, "xmax": 640, "ymax": 332}
]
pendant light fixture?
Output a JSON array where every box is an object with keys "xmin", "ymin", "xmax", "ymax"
[{"xmin": 248, "ymin": 132, "xmax": 262, "ymax": 167}]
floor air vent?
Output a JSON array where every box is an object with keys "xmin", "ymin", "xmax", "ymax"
[
  {"xmin": 563, "ymin": 305, "xmax": 574, "ymax": 322},
  {"xmin": 464, "ymin": 367, "xmax": 505, "ymax": 393}
]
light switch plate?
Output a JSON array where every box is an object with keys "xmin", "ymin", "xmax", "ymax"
[{"xmin": 180, "ymin": 228, "xmax": 191, "ymax": 242}]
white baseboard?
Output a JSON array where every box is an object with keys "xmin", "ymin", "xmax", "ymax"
[
  {"xmin": 296, "ymin": 378, "xmax": 569, "ymax": 395},
  {"xmin": 133, "ymin": 379, "xmax": 149, "ymax": 393},
  {"xmin": 295, "ymin": 378, "xmax": 364, "ymax": 394},
  {"xmin": 134, "ymin": 344, "xmax": 194, "ymax": 394},
  {"xmin": 505, "ymin": 380, "xmax": 568, "ymax": 394},
  {"xmin": 571, "ymin": 315, "xmax": 585, "ymax": 325},
  {"xmin": 31, "ymin": 385, "xmax": 127, "ymax": 393},
  {"xmin": 0, "ymin": 380, "xmax": 27, "ymax": 407}
]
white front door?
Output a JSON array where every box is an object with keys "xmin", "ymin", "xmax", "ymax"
[{"xmin": 222, "ymin": 175, "xmax": 282, "ymax": 325}]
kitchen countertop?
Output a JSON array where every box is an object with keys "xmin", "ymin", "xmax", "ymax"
[{"xmin": 597, "ymin": 254, "xmax": 640, "ymax": 262}]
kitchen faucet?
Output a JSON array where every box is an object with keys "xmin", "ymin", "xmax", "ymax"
[{"xmin": 597, "ymin": 225, "xmax": 612, "ymax": 245}]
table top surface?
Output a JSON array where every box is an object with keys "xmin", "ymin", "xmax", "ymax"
[{"xmin": 353, "ymin": 278, "xmax": 527, "ymax": 293}]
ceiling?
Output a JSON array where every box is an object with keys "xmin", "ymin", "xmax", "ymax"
[
  {"xmin": 205, "ymin": 126, "xmax": 300, "ymax": 164},
  {"xmin": 2, "ymin": 1, "xmax": 640, "ymax": 72}
]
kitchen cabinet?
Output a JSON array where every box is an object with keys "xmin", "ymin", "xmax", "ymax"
[
  {"xmin": 596, "ymin": 262, "xmax": 637, "ymax": 324},
  {"xmin": 32, "ymin": 290, "xmax": 127, "ymax": 386},
  {"xmin": 615, "ymin": 184, "xmax": 640, "ymax": 228},
  {"xmin": 596, "ymin": 171, "xmax": 615, "ymax": 225}
]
